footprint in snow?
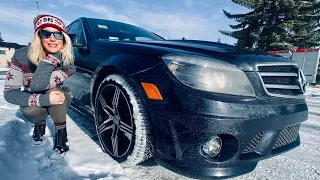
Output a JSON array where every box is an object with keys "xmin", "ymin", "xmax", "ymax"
[{"xmin": 0, "ymin": 141, "xmax": 6, "ymax": 153}]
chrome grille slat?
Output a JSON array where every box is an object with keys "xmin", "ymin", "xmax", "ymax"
[
  {"xmin": 265, "ymin": 84, "xmax": 300, "ymax": 90},
  {"xmin": 259, "ymin": 72, "xmax": 297, "ymax": 77}
]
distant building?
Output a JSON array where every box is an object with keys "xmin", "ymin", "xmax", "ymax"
[{"xmin": 0, "ymin": 42, "xmax": 26, "ymax": 68}]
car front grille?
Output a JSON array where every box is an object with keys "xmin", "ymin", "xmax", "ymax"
[
  {"xmin": 242, "ymin": 132, "xmax": 264, "ymax": 154},
  {"xmin": 257, "ymin": 64, "xmax": 305, "ymax": 97},
  {"xmin": 242, "ymin": 124, "xmax": 300, "ymax": 154},
  {"xmin": 272, "ymin": 124, "xmax": 300, "ymax": 149}
]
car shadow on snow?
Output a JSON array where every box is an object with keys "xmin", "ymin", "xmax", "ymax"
[{"xmin": 67, "ymin": 105, "xmax": 100, "ymax": 144}]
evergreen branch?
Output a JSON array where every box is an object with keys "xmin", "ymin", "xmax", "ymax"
[
  {"xmin": 231, "ymin": 0, "xmax": 262, "ymax": 9},
  {"xmin": 222, "ymin": 9, "xmax": 250, "ymax": 19}
]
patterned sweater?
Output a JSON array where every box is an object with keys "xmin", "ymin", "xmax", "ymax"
[{"xmin": 4, "ymin": 47, "xmax": 76, "ymax": 107}]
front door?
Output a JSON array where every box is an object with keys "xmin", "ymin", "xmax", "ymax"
[{"xmin": 64, "ymin": 20, "xmax": 87, "ymax": 108}]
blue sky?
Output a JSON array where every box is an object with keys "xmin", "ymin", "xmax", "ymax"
[{"xmin": 0, "ymin": 0, "xmax": 248, "ymax": 45}]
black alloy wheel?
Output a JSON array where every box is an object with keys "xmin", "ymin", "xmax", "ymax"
[{"xmin": 94, "ymin": 74, "xmax": 153, "ymax": 166}]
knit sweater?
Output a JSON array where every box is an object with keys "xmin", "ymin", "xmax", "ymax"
[{"xmin": 4, "ymin": 47, "xmax": 76, "ymax": 107}]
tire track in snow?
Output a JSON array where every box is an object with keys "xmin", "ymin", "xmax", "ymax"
[
  {"xmin": 306, "ymin": 102, "xmax": 320, "ymax": 109},
  {"xmin": 309, "ymin": 111, "xmax": 320, "ymax": 117}
]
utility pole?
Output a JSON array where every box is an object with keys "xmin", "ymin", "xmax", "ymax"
[
  {"xmin": 0, "ymin": 33, "xmax": 4, "ymax": 42},
  {"xmin": 217, "ymin": 37, "xmax": 221, "ymax": 43},
  {"xmin": 35, "ymin": 1, "xmax": 39, "ymax": 15}
]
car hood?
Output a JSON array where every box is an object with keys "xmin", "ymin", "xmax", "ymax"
[{"xmin": 122, "ymin": 40, "xmax": 296, "ymax": 72}]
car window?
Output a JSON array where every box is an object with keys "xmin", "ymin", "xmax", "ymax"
[
  {"xmin": 68, "ymin": 21, "xmax": 85, "ymax": 45},
  {"xmin": 66, "ymin": 25, "xmax": 71, "ymax": 32},
  {"xmin": 87, "ymin": 18, "xmax": 164, "ymax": 42}
]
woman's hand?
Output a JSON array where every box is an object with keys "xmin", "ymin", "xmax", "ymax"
[{"xmin": 49, "ymin": 91, "xmax": 65, "ymax": 105}]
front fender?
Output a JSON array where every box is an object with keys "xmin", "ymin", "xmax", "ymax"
[{"xmin": 90, "ymin": 53, "xmax": 163, "ymax": 108}]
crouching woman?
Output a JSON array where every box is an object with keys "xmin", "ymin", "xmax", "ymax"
[{"xmin": 3, "ymin": 14, "xmax": 76, "ymax": 154}]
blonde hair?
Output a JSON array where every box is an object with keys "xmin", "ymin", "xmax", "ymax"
[{"xmin": 28, "ymin": 30, "xmax": 74, "ymax": 66}]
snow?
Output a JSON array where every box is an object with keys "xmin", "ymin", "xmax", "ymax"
[
  {"xmin": 0, "ymin": 81, "xmax": 126, "ymax": 179},
  {"xmin": 0, "ymin": 73, "xmax": 319, "ymax": 179}
]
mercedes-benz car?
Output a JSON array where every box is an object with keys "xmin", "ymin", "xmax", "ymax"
[{"xmin": 63, "ymin": 17, "xmax": 308, "ymax": 179}]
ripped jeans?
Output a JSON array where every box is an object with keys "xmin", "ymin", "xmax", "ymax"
[{"xmin": 20, "ymin": 87, "xmax": 71, "ymax": 124}]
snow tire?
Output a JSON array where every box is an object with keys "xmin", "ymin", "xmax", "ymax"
[{"xmin": 94, "ymin": 74, "xmax": 153, "ymax": 167}]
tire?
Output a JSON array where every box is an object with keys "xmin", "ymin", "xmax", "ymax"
[{"xmin": 94, "ymin": 74, "xmax": 153, "ymax": 167}]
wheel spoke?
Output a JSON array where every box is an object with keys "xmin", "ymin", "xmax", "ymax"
[
  {"xmin": 99, "ymin": 94, "xmax": 115, "ymax": 115},
  {"xmin": 111, "ymin": 128, "xmax": 119, "ymax": 156},
  {"xmin": 112, "ymin": 87, "xmax": 121, "ymax": 113},
  {"xmin": 120, "ymin": 121, "xmax": 133, "ymax": 140},
  {"xmin": 98, "ymin": 119, "xmax": 114, "ymax": 134}
]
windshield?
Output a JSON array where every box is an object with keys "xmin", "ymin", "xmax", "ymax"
[{"xmin": 86, "ymin": 18, "xmax": 164, "ymax": 41}]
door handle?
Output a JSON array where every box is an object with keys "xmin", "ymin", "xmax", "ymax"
[{"xmin": 82, "ymin": 73, "xmax": 91, "ymax": 78}]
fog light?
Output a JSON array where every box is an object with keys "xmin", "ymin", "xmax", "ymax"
[{"xmin": 202, "ymin": 136, "xmax": 222, "ymax": 157}]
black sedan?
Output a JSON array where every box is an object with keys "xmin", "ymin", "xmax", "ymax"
[{"xmin": 64, "ymin": 17, "xmax": 308, "ymax": 179}]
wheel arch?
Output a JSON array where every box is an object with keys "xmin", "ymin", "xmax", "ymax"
[{"xmin": 90, "ymin": 53, "xmax": 161, "ymax": 109}]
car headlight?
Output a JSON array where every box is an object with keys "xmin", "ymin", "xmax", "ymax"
[{"xmin": 162, "ymin": 53, "xmax": 255, "ymax": 97}]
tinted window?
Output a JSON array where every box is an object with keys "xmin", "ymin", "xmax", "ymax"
[
  {"xmin": 86, "ymin": 18, "xmax": 164, "ymax": 41},
  {"xmin": 68, "ymin": 21, "xmax": 85, "ymax": 45}
]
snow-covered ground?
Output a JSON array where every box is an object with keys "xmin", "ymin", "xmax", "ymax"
[{"xmin": 0, "ymin": 74, "xmax": 319, "ymax": 180}]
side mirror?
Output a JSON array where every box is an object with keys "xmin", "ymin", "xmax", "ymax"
[{"xmin": 68, "ymin": 34, "xmax": 82, "ymax": 47}]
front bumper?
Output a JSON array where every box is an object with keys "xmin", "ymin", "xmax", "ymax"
[
  {"xmin": 131, "ymin": 64, "xmax": 309, "ymax": 179},
  {"xmin": 147, "ymin": 101, "xmax": 307, "ymax": 179}
]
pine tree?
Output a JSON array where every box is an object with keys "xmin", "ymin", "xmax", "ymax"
[
  {"xmin": 219, "ymin": 0, "xmax": 320, "ymax": 51},
  {"xmin": 296, "ymin": 0, "xmax": 320, "ymax": 48},
  {"xmin": 287, "ymin": 0, "xmax": 320, "ymax": 48},
  {"xmin": 0, "ymin": 33, "xmax": 4, "ymax": 42}
]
